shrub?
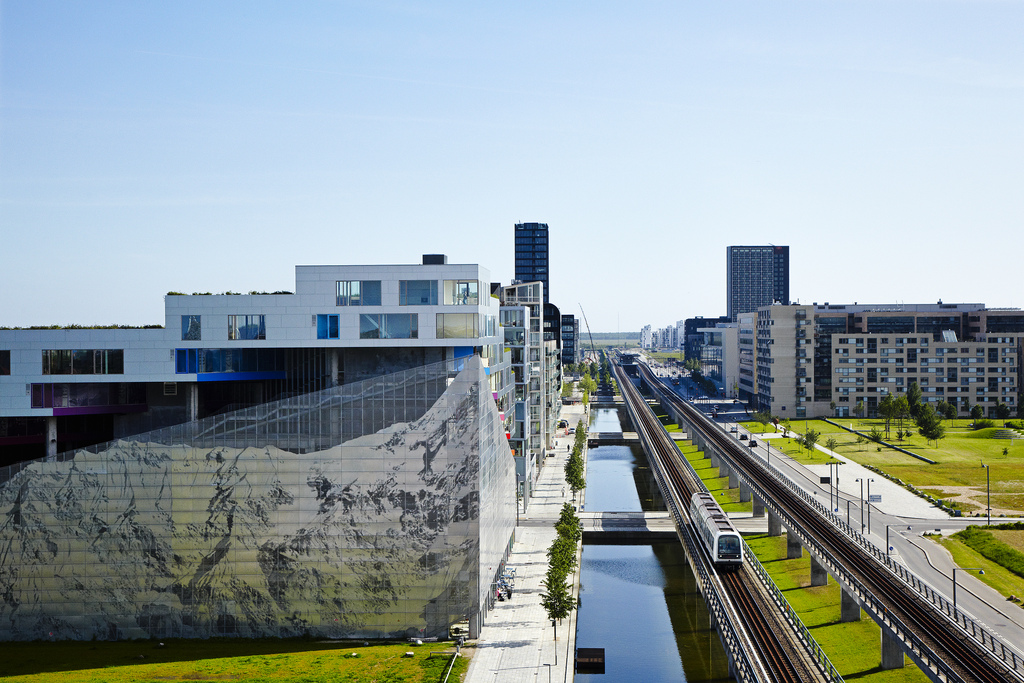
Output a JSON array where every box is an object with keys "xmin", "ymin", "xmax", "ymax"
[
  {"xmin": 867, "ymin": 428, "xmax": 884, "ymax": 443},
  {"xmin": 973, "ymin": 419, "xmax": 996, "ymax": 430}
]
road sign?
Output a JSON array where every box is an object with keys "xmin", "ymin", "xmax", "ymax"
[{"xmin": 869, "ymin": 494, "xmax": 882, "ymax": 503}]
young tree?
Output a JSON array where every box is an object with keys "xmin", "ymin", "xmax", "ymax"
[
  {"xmin": 894, "ymin": 394, "xmax": 910, "ymax": 435},
  {"xmin": 906, "ymin": 381, "xmax": 923, "ymax": 418},
  {"xmin": 825, "ymin": 437, "xmax": 839, "ymax": 453},
  {"xmin": 916, "ymin": 404, "xmax": 946, "ymax": 447},
  {"xmin": 941, "ymin": 400, "xmax": 958, "ymax": 423},
  {"xmin": 970, "ymin": 404, "xmax": 984, "ymax": 425},
  {"xmin": 935, "ymin": 400, "xmax": 950, "ymax": 424},
  {"xmin": 540, "ymin": 566, "xmax": 575, "ymax": 641},
  {"xmin": 854, "ymin": 401, "xmax": 866, "ymax": 419},
  {"xmin": 996, "ymin": 403, "xmax": 1011, "ymax": 423},
  {"xmin": 878, "ymin": 393, "xmax": 895, "ymax": 438},
  {"xmin": 803, "ymin": 428, "xmax": 820, "ymax": 453}
]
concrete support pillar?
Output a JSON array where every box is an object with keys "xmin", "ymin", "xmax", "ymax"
[
  {"xmin": 786, "ymin": 532, "xmax": 803, "ymax": 559},
  {"xmin": 718, "ymin": 463, "xmax": 729, "ymax": 479},
  {"xmin": 841, "ymin": 587, "xmax": 861, "ymax": 622},
  {"xmin": 768, "ymin": 510, "xmax": 782, "ymax": 536},
  {"xmin": 728, "ymin": 471, "xmax": 739, "ymax": 489},
  {"xmin": 880, "ymin": 629, "xmax": 905, "ymax": 669},
  {"xmin": 739, "ymin": 481, "xmax": 751, "ymax": 503},
  {"xmin": 46, "ymin": 417, "xmax": 58, "ymax": 461},
  {"xmin": 187, "ymin": 384, "xmax": 199, "ymax": 422},
  {"xmin": 810, "ymin": 555, "xmax": 827, "ymax": 586},
  {"xmin": 329, "ymin": 351, "xmax": 340, "ymax": 387},
  {"xmin": 709, "ymin": 452, "xmax": 719, "ymax": 468},
  {"xmin": 749, "ymin": 493, "xmax": 765, "ymax": 516}
]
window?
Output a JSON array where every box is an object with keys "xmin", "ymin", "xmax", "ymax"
[
  {"xmin": 336, "ymin": 280, "xmax": 381, "ymax": 306},
  {"xmin": 316, "ymin": 314, "xmax": 340, "ymax": 339},
  {"xmin": 228, "ymin": 315, "xmax": 266, "ymax": 340},
  {"xmin": 399, "ymin": 280, "xmax": 438, "ymax": 305},
  {"xmin": 42, "ymin": 349, "xmax": 124, "ymax": 375},
  {"xmin": 181, "ymin": 315, "xmax": 201, "ymax": 341},
  {"xmin": 0, "ymin": 350, "xmax": 9, "ymax": 375},
  {"xmin": 436, "ymin": 313, "xmax": 479, "ymax": 339},
  {"xmin": 359, "ymin": 314, "xmax": 418, "ymax": 339},
  {"xmin": 444, "ymin": 280, "xmax": 480, "ymax": 305},
  {"xmin": 175, "ymin": 348, "xmax": 287, "ymax": 374}
]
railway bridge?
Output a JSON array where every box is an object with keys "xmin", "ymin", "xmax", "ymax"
[{"xmin": 624, "ymin": 357, "xmax": 1023, "ymax": 683}]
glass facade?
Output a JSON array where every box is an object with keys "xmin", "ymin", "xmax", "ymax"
[{"xmin": 0, "ymin": 357, "xmax": 515, "ymax": 641}]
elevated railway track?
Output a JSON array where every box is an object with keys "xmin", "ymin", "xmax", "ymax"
[
  {"xmin": 612, "ymin": 360, "xmax": 813, "ymax": 683},
  {"xmin": 630, "ymin": 358, "xmax": 1023, "ymax": 683}
]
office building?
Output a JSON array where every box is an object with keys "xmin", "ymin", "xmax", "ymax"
[
  {"xmin": 727, "ymin": 245, "xmax": 790, "ymax": 321},
  {"xmin": 514, "ymin": 223, "xmax": 549, "ymax": 304}
]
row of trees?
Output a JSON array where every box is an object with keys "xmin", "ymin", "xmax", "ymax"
[
  {"xmin": 564, "ymin": 419, "xmax": 587, "ymax": 499},
  {"xmin": 847, "ymin": 382, "xmax": 1017, "ymax": 424},
  {"xmin": 540, "ymin": 504, "xmax": 582, "ymax": 642}
]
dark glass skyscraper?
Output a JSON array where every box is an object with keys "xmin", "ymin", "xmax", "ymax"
[
  {"xmin": 514, "ymin": 222, "xmax": 549, "ymax": 304},
  {"xmin": 727, "ymin": 245, "xmax": 790, "ymax": 321}
]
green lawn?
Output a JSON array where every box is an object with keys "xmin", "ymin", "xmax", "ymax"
[
  {"xmin": 683, "ymin": 447, "xmax": 752, "ymax": 513},
  {"xmin": 746, "ymin": 534, "xmax": 930, "ymax": 683},
  {"xmin": 936, "ymin": 533, "xmax": 1024, "ymax": 605},
  {"xmin": 740, "ymin": 418, "xmax": 1024, "ymax": 516},
  {"xmin": 0, "ymin": 639, "xmax": 468, "ymax": 683}
]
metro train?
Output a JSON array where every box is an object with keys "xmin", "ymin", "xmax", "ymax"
[{"xmin": 689, "ymin": 491, "xmax": 743, "ymax": 571}]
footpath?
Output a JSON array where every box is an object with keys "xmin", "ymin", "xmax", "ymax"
[{"xmin": 465, "ymin": 402, "xmax": 587, "ymax": 683}]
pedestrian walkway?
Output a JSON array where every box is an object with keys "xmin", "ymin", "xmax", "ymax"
[{"xmin": 465, "ymin": 403, "xmax": 588, "ymax": 683}]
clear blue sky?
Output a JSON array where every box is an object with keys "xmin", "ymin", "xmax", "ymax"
[{"xmin": 2, "ymin": 1, "xmax": 1022, "ymax": 332}]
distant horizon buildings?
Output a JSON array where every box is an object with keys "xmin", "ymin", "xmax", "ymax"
[
  {"xmin": 514, "ymin": 222, "xmax": 549, "ymax": 305},
  {"xmin": 727, "ymin": 245, "xmax": 789, "ymax": 322}
]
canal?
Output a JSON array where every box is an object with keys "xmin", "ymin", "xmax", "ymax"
[{"xmin": 575, "ymin": 407, "xmax": 731, "ymax": 682}]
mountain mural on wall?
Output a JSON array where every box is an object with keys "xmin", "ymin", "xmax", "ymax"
[{"xmin": 0, "ymin": 382, "xmax": 482, "ymax": 641}]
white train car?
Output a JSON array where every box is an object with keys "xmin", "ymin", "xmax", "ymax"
[{"xmin": 690, "ymin": 491, "xmax": 743, "ymax": 571}]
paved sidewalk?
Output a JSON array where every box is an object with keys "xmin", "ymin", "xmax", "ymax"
[{"xmin": 465, "ymin": 403, "xmax": 587, "ymax": 683}]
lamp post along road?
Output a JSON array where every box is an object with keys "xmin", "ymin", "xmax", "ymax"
[
  {"xmin": 981, "ymin": 463, "xmax": 991, "ymax": 526},
  {"xmin": 866, "ymin": 478, "xmax": 875, "ymax": 535},
  {"xmin": 952, "ymin": 567, "xmax": 985, "ymax": 613},
  {"xmin": 855, "ymin": 478, "xmax": 865, "ymax": 531}
]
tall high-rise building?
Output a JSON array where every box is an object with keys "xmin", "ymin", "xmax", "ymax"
[
  {"xmin": 514, "ymin": 222, "xmax": 549, "ymax": 304},
  {"xmin": 727, "ymin": 245, "xmax": 789, "ymax": 321}
]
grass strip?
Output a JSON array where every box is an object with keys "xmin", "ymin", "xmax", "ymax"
[{"xmin": 0, "ymin": 640, "xmax": 468, "ymax": 683}]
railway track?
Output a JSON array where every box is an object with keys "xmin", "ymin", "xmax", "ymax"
[
  {"xmin": 612, "ymin": 361, "xmax": 806, "ymax": 683},
  {"xmin": 635, "ymin": 361, "xmax": 1020, "ymax": 683}
]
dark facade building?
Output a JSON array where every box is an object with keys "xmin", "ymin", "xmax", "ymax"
[
  {"xmin": 727, "ymin": 245, "xmax": 790, "ymax": 321},
  {"xmin": 514, "ymin": 223, "xmax": 549, "ymax": 304},
  {"xmin": 684, "ymin": 315, "xmax": 730, "ymax": 362},
  {"xmin": 561, "ymin": 314, "xmax": 579, "ymax": 367}
]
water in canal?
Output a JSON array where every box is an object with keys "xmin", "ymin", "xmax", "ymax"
[{"xmin": 575, "ymin": 408, "xmax": 731, "ymax": 682}]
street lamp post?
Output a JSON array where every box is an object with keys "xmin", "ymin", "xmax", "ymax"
[
  {"xmin": 855, "ymin": 478, "xmax": 865, "ymax": 532},
  {"xmin": 866, "ymin": 478, "xmax": 875, "ymax": 535},
  {"xmin": 952, "ymin": 567, "xmax": 985, "ymax": 613},
  {"xmin": 981, "ymin": 463, "xmax": 991, "ymax": 526}
]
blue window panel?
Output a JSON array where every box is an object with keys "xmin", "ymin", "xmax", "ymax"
[
  {"xmin": 175, "ymin": 349, "xmax": 198, "ymax": 374},
  {"xmin": 317, "ymin": 314, "xmax": 340, "ymax": 339}
]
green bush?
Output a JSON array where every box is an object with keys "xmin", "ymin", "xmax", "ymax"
[
  {"xmin": 953, "ymin": 526, "xmax": 1024, "ymax": 579},
  {"xmin": 973, "ymin": 419, "xmax": 996, "ymax": 430}
]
